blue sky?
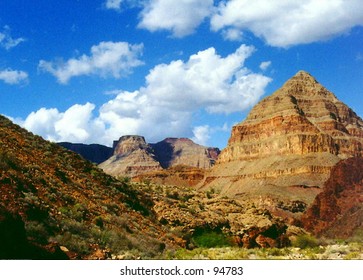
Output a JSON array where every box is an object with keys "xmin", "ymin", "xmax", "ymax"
[{"xmin": 1, "ymin": 0, "xmax": 362, "ymax": 148}]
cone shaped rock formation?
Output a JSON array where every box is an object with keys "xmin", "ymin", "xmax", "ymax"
[{"xmin": 200, "ymin": 71, "xmax": 363, "ymax": 210}]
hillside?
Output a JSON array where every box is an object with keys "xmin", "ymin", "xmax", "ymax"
[
  {"xmin": 57, "ymin": 142, "xmax": 113, "ymax": 164},
  {"xmin": 0, "ymin": 115, "xmax": 176, "ymax": 259}
]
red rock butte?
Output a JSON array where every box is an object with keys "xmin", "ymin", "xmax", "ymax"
[{"xmin": 200, "ymin": 70, "xmax": 363, "ymax": 208}]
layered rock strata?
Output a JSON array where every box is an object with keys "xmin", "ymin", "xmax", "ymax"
[
  {"xmin": 100, "ymin": 136, "xmax": 220, "ymax": 178},
  {"xmin": 99, "ymin": 135, "xmax": 162, "ymax": 177},
  {"xmin": 302, "ymin": 157, "xmax": 363, "ymax": 238},
  {"xmin": 201, "ymin": 71, "xmax": 363, "ymax": 208},
  {"xmin": 151, "ymin": 138, "xmax": 219, "ymax": 169}
]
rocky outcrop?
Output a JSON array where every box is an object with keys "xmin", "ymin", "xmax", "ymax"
[
  {"xmin": 134, "ymin": 165, "xmax": 206, "ymax": 187},
  {"xmin": 99, "ymin": 135, "xmax": 162, "ymax": 177},
  {"xmin": 302, "ymin": 157, "xmax": 363, "ymax": 238},
  {"xmin": 200, "ymin": 71, "xmax": 363, "ymax": 211},
  {"xmin": 140, "ymin": 183, "xmax": 291, "ymax": 248},
  {"xmin": 151, "ymin": 138, "xmax": 220, "ymax": 169},
  {"xmin": 100, "ymin": 136, "xmax": 220, "ymax": 178},
  {"xmin": 58, "ymin": 142, "xmax": 113, "ymax": 164}
]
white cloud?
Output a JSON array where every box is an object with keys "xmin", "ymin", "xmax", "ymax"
[
  {"xmin": 39, "ymin": 41, "xmax": 144, "ymax": 84},
  {"xmin": 221, "ymin": 28, "xmax": 244, "ymax": 41},
  {"xmin": 138, "ymin": 0, "xmax": 214, "ymax": 37},
  {"xmin": 211, "ymin": 0, "xmax": 363, "ymax": 47},
  {"xmin": 192, "ymin": 125, "xmax": 211, "ymax": 146},
  {"xmin": 20, "ymin": 103, "xmax": 105, "ymax": 143},
  {"xmin": 0, "ymin": 69, "xmax": 28, "ymax": 85},
  {"xmin": 134, "ymin": 1, "xmax": 363, "ymax": 46},
  {"xmin": 143, "ymin": 44, "xmax": 271, "ymax": 114},
  {"xmin": 105, "ymin": 0, "xmax": 122, "ymax": 10},
  {"xmin": 0, "ymin": 26, "xmax": 25, "ymax": 50},
  {"xmin": 20, "ymin": 108, "xmax": 62, "ymax": 142},
  {"xmin": 18, "ymin": 45, "xmax": 271, "ymax": 146},
  {"xmin": 260, "ymin": 61, "xmax": 271, "ymax": 71}
]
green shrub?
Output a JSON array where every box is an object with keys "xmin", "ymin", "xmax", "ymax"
[
  {"xmin": 54, "ymin": 232, "xmax": 91, "ymax": 255},
  {"xmin": 192, "ymin": 230, "xmax": 232, "ymax": 248},
  {"xmin": 94, "ymin": 216, "xmax": 104, "ymax": 229},
  {"xmin": 100, "ymin": 229, "xmax": 133, "ymax": 252},
  {"xmin": 292, "ymin": 234, "xmax": 319, "ymax": 249},
  {"xmin": 25, "ymin": 221, "xmax": 49, "ymax": 244},
  {"xmin": 0, "ymin": 151, "xmax": 19, "ymax": 170}
]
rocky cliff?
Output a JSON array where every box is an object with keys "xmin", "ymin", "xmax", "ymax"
[
  {"xmin": 302, "ymin": 157, "xmax": 363, "ymax": 238},
  {"xmin": 200, "ymin": 71, "xmax": 363, "ymax": 212},
  {"xmin": 100, "ymin": 136, "xmax": 220, "ymax": 178},
  {"xmin": 151, "ymin": 138, "xmax": 220, "ymax": 169},
  {"xmin": 99, "ymin": 135, "xmax": 162, "ymax": 177},
  {"xmin": 133, "ymin": 165, "xmax": 207, "ymax": 187}
]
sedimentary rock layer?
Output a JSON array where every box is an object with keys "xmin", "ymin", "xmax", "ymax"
[
  {"xmin": 302, "ymin": 157, "xmax": 363, "ymax": 238},
  {"xmin": 99, "ymin": 135, "xmax": 162, "ymax": 177},
  {"xmin": 201, "ymin": 71, "xmax": 363, "ymax": 206},
  {"xmin": 100, "ymin": 136, "xmax": 220, "ymax": 178}
]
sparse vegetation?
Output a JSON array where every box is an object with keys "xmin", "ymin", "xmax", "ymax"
[
  {"xmin": 165, "ymin": 242, "xmax": 363, "ymax": 260},
  {"xmin": 1, "ymin": 114, "xmax": 362, "ymax": 260},
  {"xmin": 192, "ymin": 230, "xmax": 232, "ymax": 248},
  {"xmin": 292, "ymin": 234, "xmax": 319, "ymax": 249}
]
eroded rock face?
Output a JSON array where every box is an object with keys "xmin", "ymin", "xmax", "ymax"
[
  {"xmin": 151, "ymin": 138, "xmax": 220, "ymax": 169},
  {"xmin": 100, "ymin": 136, "xmax": 220, "ymax": 178},
  {"xmin": 301, "ymin": 157, "xmax": 363, "ymax": 238},
  {"xmin": 99, "ymin": 135, "xmax": 162, "ymax": 177},
  {"xmin": 133, "ymin": 165, "xmax": 206, "ymax": 187},
  {"xmin": 201, "ymin": 71, "xmax": 363, "ymax": 209}
]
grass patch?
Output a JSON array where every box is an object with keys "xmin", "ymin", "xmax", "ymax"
[
  {"xmin": 192, "ymin": 229, "xmax": 232, "ymax": 248},
  {"xmin": 292, "ymin": 234, "xmax": 319, "ymax": 249}
]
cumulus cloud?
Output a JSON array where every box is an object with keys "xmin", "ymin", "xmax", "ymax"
[
  {"xmin": 259, "ymin": 61, "xmax": 271, "ymax": 71},
  {"xmin": 0, "ymin": 26, "xmax": 25, "ymax": 50},
  {"xmin": 20, "ymin": 103, "xmax": 105, "ymax": 143},
  {"xmin": 192, "ymin": 125, "xmax": 211, "ymax": 146},
  {"xmin": 138, "ymin": 0, "xmax": 214, "ymax": 37},
  {"xmin": 105, "ymin": 0, "xmax": 122, "ymax": 10},
  {"xmin": 18, "ymin": 45, "xmax": 271, "ymax": 146},
  {"xmin": 143, "ymin": 44, "xmax": 271, "ymax": 114},
  {"xmin": 211, "ymin": 0, "xmax": 363, "ymax": 47},
  {"xmin": 0, "ymin": 69, "xmax": 28, "ymax": 85},
  {"xmin": 221, "ymin": 28, "xmax": 244, "ymax": 41},
  {"xmin": 38, "ymin": 41, "xmax": 144, "ymax": 84},
  {"xmin": 135, "ymin": 1, "xmax": 363, "ymax": 46}
]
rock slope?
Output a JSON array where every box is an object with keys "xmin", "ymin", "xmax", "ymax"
[
  {"xmin": 200, "ymin": 71, "xmax": 363, "ymax": 211},
  {"xmin": 100, "ymin": 136, "xmax": 220, "ymax": 178},
  {"xmin": 302, "ymin": 157, "xmax": 363, "ymax": 238}
]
